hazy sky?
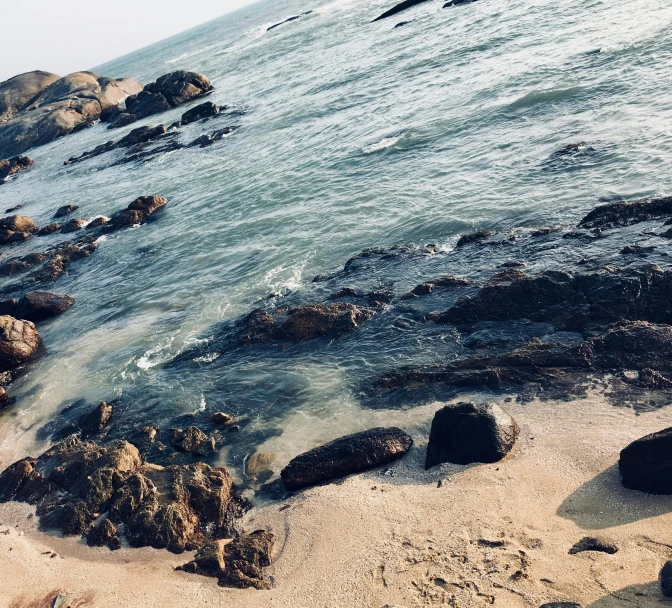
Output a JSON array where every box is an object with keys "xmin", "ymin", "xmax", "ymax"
[{"xmin": 0, "ymin": 0, "xmax": 258, "ymax": 82}]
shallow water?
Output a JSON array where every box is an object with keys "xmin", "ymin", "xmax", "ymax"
[{"xmin": 1, "ymin": 0, "xmax": 672, "ymax": 476}]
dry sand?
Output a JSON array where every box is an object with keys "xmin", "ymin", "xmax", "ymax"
[{"xmin": 2, "ymin": 393, "xmax": 672, "ymax": 608}]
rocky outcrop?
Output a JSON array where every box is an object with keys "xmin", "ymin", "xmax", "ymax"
[
  {"xmin": 0, "ymin": 71, "xmax": 142, "ymax": 158},
  {"xmin": 0, "ymin": 155, "xmax": 33, "ymax": 184},
  {"xmin": 0, "ymin": 437, "xmax": 247, "ymax": 554},
  {"xmin": 0, "ymin": 316, "xmax": 40, "ymax": 370},
  {"xmin": 568, "ymin": 536, "xmax": 618, "ymax": 555},
  {"xmin": 578, "ymin": 196, "xmax": 672, "ymax": 229},
  {"xmin": 402, "ymin": 274, "xmax": 469, "ymax": 298},
  {"xmin": 170, "ymin": 426, "xmax": 219, "ymax": 457},
  {"xmin": 425, "ymin": 402, "xmax": 519, "ymax": 468},
  {"xmin": 0, "ymin": 214, "xmax": 38, "ymax": 245},
  {"xmin": 372, "ymin": 0, "xmax": 430, "ymax": 22},
  {"xmin": 619, "ymin": 427, "xmax": 672, "ymax": 494},
  {"xmin": 106, "ymin": 71, "xmax": 212, "ymax": 129},
  {"xmin": 267, "ymin": 11, "xmax": 313, "ymax": 31},
  {"xmin": 0, "ymin": 291, "xmax": 74, "ymax": 322},
  {"xmin": 0, "ymin": 71, "xmax": 60, "ymax": 122},
  {"xmin": 177, "ymin": 530, "xmax": 274, "ymax": 589},
  {"xmin": 281, "ymin": 427, "xmax": 413, "ymax": 490},
  {"xmin": 57, "ymin": 402, "xmax": 113, "ymax": 440},
  {"xmin": 456, "ymin": 230, "xmax": 494, "ymax": 247}
]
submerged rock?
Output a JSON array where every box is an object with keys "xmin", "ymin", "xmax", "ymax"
[
  {"xmin": 0, "ymin": 437, "xmax": 247, "ymax": 554},
  {"xmin": 372, "ymin": 0, "xmax": 431, "ymax": 22},
  {"xmin": 0, "ymin": 316, "xmax": 40, "ymax": 370},
  {"xmin": 456, "ymin": 230, "xmax": 493, "ymax": 247},
  {"xmin": 425, "ymin": 402, "xmax": 519, "ymax": 469},
  {"xmin": 619, "ymin": 427, "xmax": 672, "ymax": 494},
  {"xmin": 281, "ymin": 427, "xmax": 413, "ymax": 490},
  {"xmin": 0, "ymin": 155, "xmax": 33, "ymax": 184},
  {"xmin": 568, "ymin": 536, "xmax": 618, "ymax": 555},
  {"xmin": 177, "ymin": 530, "xmax": 274, "ymax": 589}
]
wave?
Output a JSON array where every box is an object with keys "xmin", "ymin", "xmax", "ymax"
[
  {"xmin": 363, "ymin": 133, "xmax": 404, "ymax": 153},
  {"xmin": 506, "ymin": 86, "xmax": 585, "ymax": 111}
]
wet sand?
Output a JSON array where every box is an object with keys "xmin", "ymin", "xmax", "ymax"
[{"xmin": 2, "ymin": 393, "xmax": 672, "ymax": 608}]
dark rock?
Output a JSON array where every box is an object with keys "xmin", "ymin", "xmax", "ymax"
[
  {"xmin": 395, "ymin": 20, "xmax": 412, "ymax": 27},
  {"xmin": 37, "ymin": 223, "xmax": 61, "ymax": 236},
  {"xmin": 212, "ymin": 412, "xmax": 235, "ymax": 425},
  {"xmin": 86, "ymin": 518, "xmax": 118, "ymax": 547},
  {"xmin": 402, "ymin": 275, "xmax": 469, "ymax": 298},
  {"xmin": 54, "ymin": 204, "xmax": 79, "ymax": 218},
  {"xmin": 86, "ymin": 217, "xmax": 109, "ymax": 230},
  {"xmin": 187, "ymin": 126, "xmax": 235, "ymax": 148},
  {"xmin": 117, "ymin": 125, "xmax": 167, "ymax": 148},
  {"xmin": 443, "ymin": 0, "xmax": 479, "ymax": 5},
  {"xmin": 0, "ymin": 215, "xmax": 38, "ymax": 235},
  {"xmin": 170, "ymin": 426, "xmax": 218, "ymax": 457},
  {"xmin": 0, "ymin": 155, "xmax": 33, "ymax": 184},
  {"xmin": 0, "ymin": 386, "xmax": 7, "ymax": 409},
  {"xmin": 620, "ymin": 244, "xmax": 655, "ymax": 255},
  {"xmin": 578, "ymin": 196, "xmax": 672, "ymax": 230},
  {"xmin": 180, "ymin": 102, "xmax": 220, "ymax": 125},
  {"xmin": 5, "ymin": 205, "xmax": 22, "ymax": 213},
  {"xmin": 661, "ymin": 561, "xmax": 672, "ymax": 597},
  {"xmin": 0, "ymin": 299, "xmax": 17, "ymax": 316},
  {"xmin": 178, "ymin": 530, "xmax": 274, "ymax": 589},
  {"xmin": 0, "ymin": 316, "xmax": 40, "ymax": 370},
  {"xmin": 59, "ymin": 402, "xmax": 113, "ymax": 439},
  {"xmin": 60, "ymin": 218, "xmax": 88, "ymax": 233},
  {"xmin": 14, "ymin": 291, "xmax": 74, "ymax": 321},
  {"xmin": 268, "ymin": 11, "xmax": 313, "ymax": 31},
  {"xmin": 0, "ymin": 228, "xmax": 31, "ymax": 245},
  {"xmin": 568, "ymin": 536, "xmax": 618, "ymax": 555},
  {"xmin": 28, "ymin": 240, "xmax": 98, "ymax": 283},
  {"xmin": 372, "ymin": 0, "xmax": 431, "ymax": 22},
  {"xmin": 105, "ymin": 196, "xmax": 168, "ymax": 232},
  {"xmin": 619, "ymin": 427, "xmax": 672, "ymax": 494},
  {"xmin": 425, "ymin": 402, "xmax": 519, "ymax": 469},
  {"xmin": 281, "ymin": 427, "xmax": 413, "ymax": 490},
  {"xmin": 456, "ymin": 230, "xmax": 493, "ymax": 247},
  {"xmin": 539, "ymin": 604, "xmax": 581, "ymax": 608}
]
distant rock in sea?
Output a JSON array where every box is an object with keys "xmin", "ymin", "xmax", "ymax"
[{"xmin": 372, "ymin": 0, "xmax": 430, "ymax": 22}]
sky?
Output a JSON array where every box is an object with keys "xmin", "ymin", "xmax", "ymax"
[{"xmin": 0, "ymin": 0, "xmax": 258, "ymax": 82}]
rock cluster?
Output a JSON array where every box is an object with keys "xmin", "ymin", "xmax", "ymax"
[
  {"xmin": 0, "ymin": 71, "xmax": 142, "ymax": 158},
  {"xmin": 105, "ymin": 71, "xmax": 213, "ymax": 129},
  {"xmin": 0, "ymin": 214, "xmax": 38, "ymax": 244},
  {"xmin": 0, "ymin": 155, "xmax": 33, "ymax": 184}
]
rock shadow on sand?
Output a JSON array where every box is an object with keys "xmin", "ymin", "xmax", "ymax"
[
  {"xmin": 557, "ymin": 464, "xmax": 672, "ymax": 530},
  {"xmin": 587, "ymin": 581, "xmax": 660, "ymax": 607}
]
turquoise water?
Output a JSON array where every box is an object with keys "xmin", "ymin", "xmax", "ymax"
[{"xmin": 1, "ymin": 0, "xmax": 672, "ymax": 473}]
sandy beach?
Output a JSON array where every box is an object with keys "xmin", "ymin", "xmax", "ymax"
[{"xmin": 2, "ymin": 393, "xmax": 671, "ymax": 608}]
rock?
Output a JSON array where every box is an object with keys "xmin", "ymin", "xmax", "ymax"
[
  {"xmin": 86, "ymin": 217, "xmax": 109, "ymax": 230},
  {"xmin": 0, "ymin": 437, "xmax": 246, "ymax": 554},
  {"xmin": 117, "ymin": 124, "xmax": 167, "ymax": 148},
  {"xmin": 267, "ymin": 11, "xmax": 313, "ymax": 31},
  {"xmin": 0, "ymin": 71, "xmax": 60, "ymax": 122},
  {"xmin": 568, "ymin": 536, "xmax": 618, "ymax": 555},
  {"xmin": 395, "ymin": 20, "xmax": 412, "ymax": 27},
  {"xmin": 620, "ymin": 244, "xmax": 655, "ymax": 255},
  {"xmin": 578, "ymin": 196, "xmax": 672, "ymax": 230},
  {"xmin": 281, "ymin": 427, "xmax": 413, "ymax": 491},
  {"xmin": 86, "ymin": 518, "xmax": 118, "ymax": 547},
  {"xmin": 109, "ymin": 71, "xmax": 213, "ymax": 129},
  {"xmin": 37, "ymin": 223, "xmax": 61, "ymax": 236},
  {"xmin": 443, "ymin": 0, "xmax": 478, "ymax": 5},
  {"xmin": 456, "ymin": 230, "xmax": 494, "ymax": 247},
  {"xmin": 187, "ymin": 126, "xmax": 235, "ymax": 148},
  {"xmin": 0, "ymin": 155, "xmax": 33, "ymax": 184},
  {"xmin": 0, "ymin": 71, "xmax": 143, "ymax": 157},
  {"xmin": 0, "ymin": 215, "xmax": 38, "ymax": 234},
  {"xmin": 660, "ymin": 561, "xmax": 672, "ymax": 597},
  {"xmin": 619, "ymin": 427, "xmax": 672, "ymax": 494},
  {"xmin": 402, "ymin": 274, "xmax": 469, "ymax": 298},
  {"xmin": 15, "ymin": 291, "xmax": 73, "ymax": 322},
  {"xmin": 28, "ymin": 239, "xmax": 98, "ymax": 283},
  {"xmin": 180, "ymin": 102, "xmax": 220, "ymax": 125},
  {"xmin": 212, "ymin": 412, "xmax": 235, "ymax": 425},
  {"xmin": 372, "ymin": 0, "xmax": 431, "ymax": 22},
  {"xmin": 105, "ymin": 196, "xmax": 167, "ymax": 231},
  {"xmin": 0, "ymin": 299, "xmax": 17, "ymax": 316},
  {"xmin": 425, "ymin": 402, "xmax": 519, "ymax": 469},
  {"xmin": 0, "ymin": 386, "xmax": 8, "ymax": 409},
  {"xmin": 54, "ymin": 204, "xmax": 78, "ymax": 218},
  {"xmin": 539, "ymin": 604, "xmax": 581, "ymax": 608},
  {"xmin": 0, "ymin": 316, "xmax": 40, "ymax": 370},
  {"xmin": 59, "ymin": 402, "xmax": 113, "ymax": 439},
  {"xmin": 60, "ymin": 218, "xmax": 88, "ymax": 233},
  {"xmin": 178, "ymin": 530, "xmax": 274, "ymax": 589},
  {"xmin": 0, "ymin": 229, "xmax": 30, "ymax": 245},
  {"xmin": 171, "ymin": 426, "xmax": 218, "ymax": 457},
  {"xmin": 246, "ymin": 452, "xmax": 276, "ymax": 482}
]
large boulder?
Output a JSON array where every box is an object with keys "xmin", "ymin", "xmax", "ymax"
[
  {"xmin": 281, "ymin": 427, "xmax": 413, "ymax": 490},
  {"xmin": 0, "ymin": 71, "xmax": 60, "ymax": 123},
  {"xmin": 0, "ymin": 71, "xmax": 142, "ymax": 157},
  {"xmin": 15, "ymin": 291, "xmax": 74, "ymax": 321},
  {"xmin": 619, "ymin": 427, "xmax": 672, "ymax": 494},
  {"xmin": 425, "ymin": 402, "xmax": 519, "ymax": 469},
  {"xmin": 108, "ymin": 71, "xmax": 212, "ymax": 129},
  {"xmin": 0, "ymin": 315, "xmax": 40, "ymax": 370}
]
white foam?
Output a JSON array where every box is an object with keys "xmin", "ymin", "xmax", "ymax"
[{"xmin": 363, "ymin": 134, "xmax": 403, "ymax": 154}]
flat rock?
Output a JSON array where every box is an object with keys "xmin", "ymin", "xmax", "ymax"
[
  {"xmin": 281, "ymin": 427, "xmax": 413, "ymax": 490},
  {"xmin": 619, "ymin": 427, "xmax": 672, "ymax": 493},
  {"xmin": 425, "ymin": 402, "xmax": 519, "ymax": 468}
]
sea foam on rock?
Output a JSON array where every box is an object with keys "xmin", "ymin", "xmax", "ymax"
[
  {"xmin": 425, "ymin": 402, "xmax": 519, "ymax": 469},
  {"xmin": 281, "ymin": 427, "xmax": 413, "ymax": 490}
]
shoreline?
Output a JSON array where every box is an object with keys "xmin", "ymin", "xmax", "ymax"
[{"xmin": 2, "ymin": 393, "xmax": 671, "ymax": 607}]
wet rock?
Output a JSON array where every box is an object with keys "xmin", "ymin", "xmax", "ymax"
[
  {"xmin": 0, "ymin": 215, "xmax": 38, "ymax": 235},
  {"xmin": 86, "ymin": 217, "xmax": 109, "ymax": 230},
  {"xmin": 29, "ymin": 240, "xmax": 98, "ymax": 283},
  {"xmin": 0, "ymin": 437, "xmax": 246, "ymax": 554},
  {"xmin": 456, "ymin": 230, "xmax": 493, "ymax": 247},
  {"xmin": 395, "ymin": 20, "xmax": 412, "ymax": 27},
  {"xmin": 0, "ymin": 316, "xmax": 40, "ymax": 370},
  {"xmin": 0, "ymin": 155, "xmax": 33, "ymax": 184},
  {"xmin": 443, "ymin": 0, "xmax": 479, "ymax": 5},
  {"xmin": 54, "ymin": 204, "xmax": 79, "ymax": 218},
  {"xmin": 425, "ymin": 402, "xmax": 519, "ymax": 469},
  {"xmin": 660, "ymin": 561, "xmax": 672, "ymax": 597},
  {"xmin": 267, "ymin": 11, "xmax": 313, "ymax": 31},
  {"xmin": 105, "ymin": 195, "xmax": 168, "ymax": 231},
  {"xmin": 0, "ymin": 229, "xmax": 31, "ymax": 245},
  {"xmin": 109, "ymin": 71, "xmax": 213, "ymax": 129},
  {"xmin": 37, "ymin": 223, "xmax": 61, "ymax": 236},
  {"xmin": 578, "ymin": 196, "xmax": 672, "ymax": 230},
  {"xmin": 181, "ymin": 102, "xmax": 220, "ymax": 124},
  {"xmin": 171, "ymin": 426, "xmax": 218, "ymax": 457},
  {"xmin": 0, "ymin": 71, "xmax": 143, "ymax": 157},
  {"xmin": 14, "ymin": 291, "xmax": 74, "ymax": 321},
  {"xmin": 246, "ymin": 452, "xmax": 276, "ymax": 482},
  {"xmin": 212, "ymin": 412, "xmax": 235, "ymax": 425},
  {"xmin": 402, "ymin": 275, "xmax": 469, "ymax": 298},
  {"xmin": 0, "ymin": 386, "xmax": 7, "ymax": 409},
  {"xmin": 568, "ymin": 536, "xmax": 618, "ymax": 555},
  {"xmin": 619, "ymin": 427, "xmax": 672, "ymax": 494},
  {"xmin": 281, "ymin": 427, "xmax": 413, "ymax": 490},
  {"xmin": 187, "ymin": 126, "xmax": 236, "ymax": 148},
  {"xmin": 620, "ymin": 244, "xmax": 655, "ymax": 255},
  {"xmin": 550, "ymin": 142, "xmax": 595, "ymax": 158},
  {"xmin": 58, "ymin": 402, "xmax": 113, "ymax": 439},
  {"xmin": 0, "ymin": 252, "xmax": 48, "ymax": 277},
  {"xmin": 178, "ymin": 530, "xmax": 274, "ymax": 589},
  {"xmin": 372, "ymin": 0, "xmax": 431, "ymax": 22},
  {"xmin": 86, "ymin": 518, "xmax": 118, "ymax": 548},
  {"xmin": 117, "ymin": 124, "xmax": 167, "ymax": 148},
  {"xmin": 60, "ymin": 218, "xmax": 88, "ymax": 233}
]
